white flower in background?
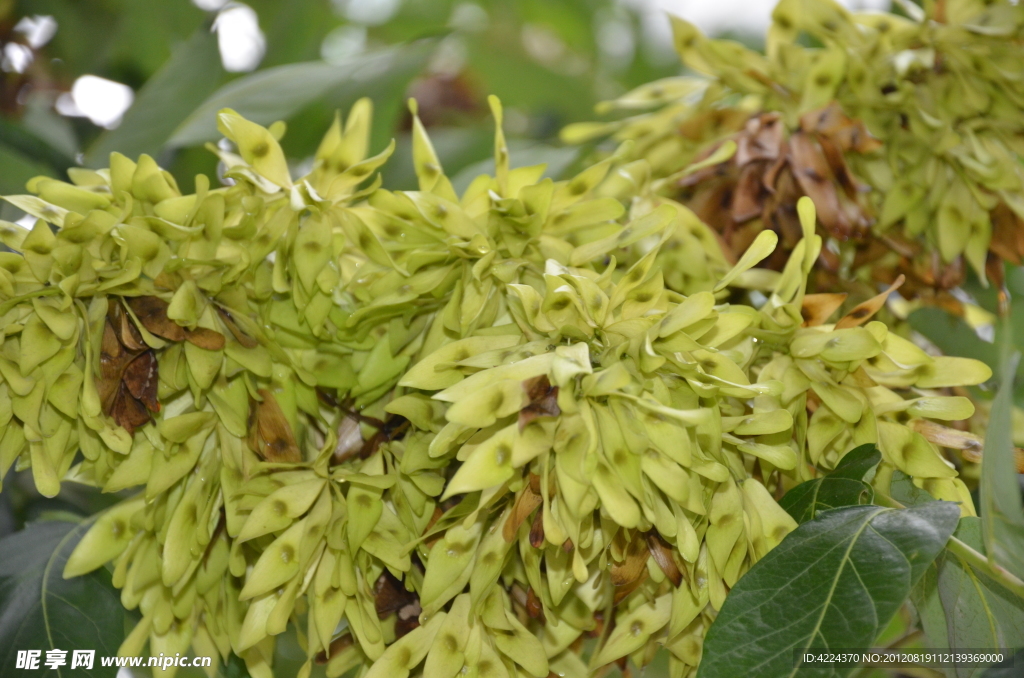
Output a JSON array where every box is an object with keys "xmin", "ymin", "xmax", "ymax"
[
  {"xmin": 1, "ymin": 15, "xmax": 57, "ymax": 73},
  {"xmin": 1, "ymin": 43, "xmax": 33, "ymax": 73},
  {"xmin": 14, "ymin": 15, "xmax": 57, "ymax": 48},
  {"xmin": 213, "ymin": 3, "xmax": 266, "ymax": 72},
  {"xmin": 56, "ymin": 75, "xmax": 134, "ymax": 129}
]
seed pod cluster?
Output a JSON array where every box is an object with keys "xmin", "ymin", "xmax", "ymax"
[
  {"xmin": 564, "ymin": 0, "xmax": 1024, "ymax": 298},
  {"xmin": 1, "ymin": 96, "xmax": 990, "ymax": 678}
]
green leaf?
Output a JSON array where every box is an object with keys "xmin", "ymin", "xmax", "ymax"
[
  {"xmin": 86, "ymin": 25, "xmax": 224, "ymax": 165},
  {"xmin": 221, "ymin": 651, "xmax": 252, "ymax": 678},
  {"xmin": 826, "ymin": 445, "xmax": 884, "ymax": 481},
  {"xmin": 697, "ymin": 502, "xmax": 960, "ymax": 678},
  {"xmin": 0, "ymin": 493, "xmax": 14, "ymax": 539},
  {"xmin": 890, "ymin": 469, "xmax": 937, "ymax": 508},
  {"xmin": 0, "ymin": 117, "xmax": 75, "ymax": 182},
  {"xmin": 980, "ymin": 648, "xmax": 1024, "ymax": 677},
  {"xmin": 19, "ymin": 93, "xmax": 79, "ymax": 162},
  {"xmin": 912, "ymin": 518, "xmax": 1024, "ymax": 678},
  {"xmin": 0, "ymin": 520, "xmax": 126, "ymax": 677},
  {"xmin": 168, "ymin": 42, "xmax": 435, "ymax": 148},
  {"xmin": 981, "ymin": 352, "xmax": 1024, "ymax": 581},
  {"xmin": 251, "ymin": 0, "xmax": 343, "ymax": 68},
  {"xmin": 778, "ymin": 444, "xmax": 880, "ymax": 523},
  {"xmin": 101, "ymin": 2, "xmax": 206, "ymax": 79},
  {"xmin": 0, "ymin": 142, "xmax": 56, "ymax": 195}
]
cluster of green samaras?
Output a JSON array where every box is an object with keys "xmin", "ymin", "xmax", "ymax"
[
  {"xmin": 0, "ymin": 96, "xmax": 991, "ymax": 678},
  {"xmin": 565, "ymin": 0, "xmax": 1024, "ymax": 291}
]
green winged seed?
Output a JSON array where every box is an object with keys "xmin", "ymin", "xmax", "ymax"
[
  {"xmin": 238, "ymin": 479, "xmax": 327, "ymax": 542},
  {"xmin": 64, "ymin": 496, "xmax": 146, "ymax": 578}
]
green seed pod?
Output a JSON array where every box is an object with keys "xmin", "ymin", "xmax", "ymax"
[
  {"xmin": 0, "ymin": 94, "xmax": 996, "ymax": 678},
  {"xmin": 565, "ymin": 0, "xmax": 1024, "ymax": 297},
  {"xmin": 64, "ymin": 495, "xmax": 146, "ymax": 578}
]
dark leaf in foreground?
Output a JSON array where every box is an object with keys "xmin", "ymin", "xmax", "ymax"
[
  {"xmin": 0, "ymin": 520, "xmax": 126, "ymax": 678},
  {"xmin": 980, "ymin": 353, "xmax": 1024, "ymax": 581},
  {"xmin": 697, "ymin": 502, "xmax": 960, "ymax": 678},
  {"xmin": 979, "ymin": 648, "xmax": 1024, "ymax": 677},
  {"xmin": 779, "ymin": 444, "xmax": 880, "ymax": 523},
  {"xmin": 913, "ymin": 517, "xmax": 1024, "ymax": 678}
]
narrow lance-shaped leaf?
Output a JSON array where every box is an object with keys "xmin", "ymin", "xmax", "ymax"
[
  {"xmin": 912, "ymin": 517, "xmax": 1024, "ymax": 678},
  {"xmin": 980, "ymin": 352, "xmax": 1024, "ymax": 580},
  {"xmin": 168, "ymin": 43, "xmax": 435, "ymax": 147}
]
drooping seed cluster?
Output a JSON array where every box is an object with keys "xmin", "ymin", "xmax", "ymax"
[
  {"xmin": 564, "ymin": 0, "xmax": 1024, "ymax": 297},
  {"xmin": 0, "ymin": 96, "xmax": 989, "ymax": 678}
]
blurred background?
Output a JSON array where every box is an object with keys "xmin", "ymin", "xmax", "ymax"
[{"xmin": 0, "ymin": 0, "xmax": 890, "ymax": 205}]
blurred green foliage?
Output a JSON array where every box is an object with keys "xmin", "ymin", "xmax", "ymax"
[{"xmin": 0, "ymin": 0, "xmax": 677, "ymax": 200}]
